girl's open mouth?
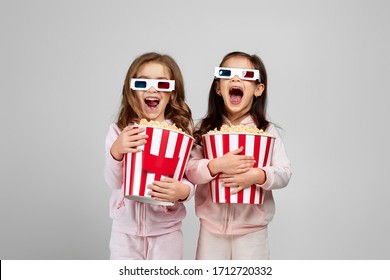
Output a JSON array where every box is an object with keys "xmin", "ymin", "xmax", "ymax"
[
  {"xmin": 229, "ymin": 87, "xmax": 243, "ymax": 105},
  {"xmin": 144, "ymin": 97, "xmax": 160, "ymax": 109}
]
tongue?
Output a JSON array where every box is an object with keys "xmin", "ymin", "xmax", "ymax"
[
  {"xmin": 230, "ymin": 93, "xmax": 242, "ymax": 104},
  {"xmin": 145, "ymin": 100, "xmax": 159, "ymax": 107}
]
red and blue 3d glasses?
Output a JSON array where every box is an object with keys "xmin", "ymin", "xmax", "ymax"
[
  {"xmin": 214, "ymin": 67, "xmax": 260, "ymax": 81},
  {"xmin": 130, "ymin": 79, "xmax": 175, "ymax": 92}
]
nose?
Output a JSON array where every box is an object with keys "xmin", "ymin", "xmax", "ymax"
[
  {"xmin": 232, "ymin": 75, "xmax": 242, "ymax": 82},
  {"xmin": 147, "ymin": 86, "xmax": 158, "ymax": 92}
]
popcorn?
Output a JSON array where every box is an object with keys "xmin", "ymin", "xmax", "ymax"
[
  {"xmin": 124, "ymin": 119, "xmax": 194, "ymax": 205},
  {"xmin": 202, "ymin": 127, "xmax": 275, "ymax": 204},
  {"xmin": 139, "ymin": 119, "xmax": 183, "ymax": 132},
  {"xmin": 207, "ymin": 124, "xmax": 270, "ymax": 136}
]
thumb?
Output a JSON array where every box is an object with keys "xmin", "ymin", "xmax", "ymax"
[
  {"xmin": 161, "ymin": 177, "xmax": 175, "ymax": 183},
  {"xmin": 230, "ymin": 146, "xmax": 244, "ymax": 155}
]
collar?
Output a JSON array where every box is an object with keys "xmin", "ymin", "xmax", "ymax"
[{"xmin": 222, "ymin": 115, "xmax": 254, "ymax": 126}]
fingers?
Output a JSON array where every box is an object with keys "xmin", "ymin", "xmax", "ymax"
[
  {"xmin": 229, "ymin": 147, "xmax": 254, "ymax": 158},
  {"xmin": 147, "ymin": 180, "xmax": 171, "ymax": 195},
  {"xmin": 127, "ymin": 138, "xmax": 147, "ymax": 149},
  {"xmin": 148, "ymin": 190, "xmax": 170, "ymax": 201},
  {"xmin": 219, "ymin": 174, "xmax": 241, "ymax": 189},
  {"xmin": 124, "ymin": 128, "xmax": 148, "ymax": 141},
  {"xmin": 150, "ymin": 178, "xmax": 175, "ymax": 188},
  {"xmin": 147, "ymin": 182, "xmax": 173, "ymax": 202},
  {"xmin": 219, "ymin": 175, "xmax": 235, "ymax": 185},
  {"xmin": 118, "ymin": 126, "xmax": 148, "ymax": 153},
  {"xmin": 220, "ymin": 177, "xmax": 244, "ymax": 194},
  {"xmin": 220, "ymin": 178, "xmax": 244, "ymax": 194},
  {"xmin": 240, "ymin": 161, "xmax": 256, "ymax": 170},
  {"xmin": 147, "ymin": 178, "xmax": 181, "ymax": 201},
  {"xmin": 223, "ymin": 163, "xmax": 254, "ymax": 175},
  {"xmin": 125, "ymin": 126, "xmax": 147, "ymax": 136},
  {"xmin": 227, "ymin": 147, "xmax": 255, "ymax": 163},
  {"xmin": 126, "ymin": 147, "xmax": 144, "ymax": 153},
  {"xmin": 159, "ymin": 177, "xmax": 176, "ymax": 183},
  {"xmin": 230, "ymin": 186, "xmax": 244, "ymax": 194}
]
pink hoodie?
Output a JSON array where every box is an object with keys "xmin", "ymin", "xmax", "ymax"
[
  {"xmin": 185, "ymin": 116, "xmax": 292, "ymax": 235},
  {"xmin": 104, "ymin": 122, "xmax": 195, "ymax": 237}
]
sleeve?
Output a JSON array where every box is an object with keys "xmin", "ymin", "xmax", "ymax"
[
  {"xmin": 185, "ymin": 142, "xmax": 216, "ymax": 185},
  {"xmin": 103, "ymin": 123, "xmax": 124, "ymax": 189},
  {"xmin": 178, "ymin": 176, "xmax": 196, "ymax": 202},
  {"xmin": 257, "ymin": 124, "xmax": 292, "ymax": 190}
]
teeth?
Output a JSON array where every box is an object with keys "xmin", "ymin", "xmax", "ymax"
[{"xmin": 144, "ymin": 97, "xmax": 160, "ymax": 108}]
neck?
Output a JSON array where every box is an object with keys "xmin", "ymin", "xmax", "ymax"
[{"xmin": 226, "ymin": 112, "xmax": 249, "ymax": 125}]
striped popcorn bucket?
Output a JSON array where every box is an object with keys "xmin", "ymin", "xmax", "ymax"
[
  {"xmin": 124, "ymin": 126, "xmax": 194, "ymax": 205},
  {"xmin": 202, "ymin": 133, "xmax": 275, "ymax": 204}
]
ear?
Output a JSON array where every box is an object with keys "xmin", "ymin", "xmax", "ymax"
[
  {"xmin": 254, "ymin": 83, "xmax": 265, "ymax": 97},
  {"xmin": 214, "ymin": 80, "xmax": 221, "ymax": 96}
]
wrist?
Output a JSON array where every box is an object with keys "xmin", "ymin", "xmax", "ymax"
[
  {"xmin": 256, "ymin": 168, "xmax": 266, "ymax": 185},
  {"xmin": 179, "ymin": 184, "xmax": 190, "ymax": 201},
  {"xmin": 110, "ymin": 147, "xmax": 123, "ymax": 161},
  {"xmin": 208, "ymin": 158, "xmax": 220, "ymax": 176}
]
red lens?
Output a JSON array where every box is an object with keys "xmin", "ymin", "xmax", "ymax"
[
  {"xmin": 243, "ymin": 71, "xmax": 254, "ymax": 78},
  {"xmin": 158, "ymin": 81, "xmax": 170, "ymax": 89}
]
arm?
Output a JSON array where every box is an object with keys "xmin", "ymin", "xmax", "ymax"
[
  {"xmin": 147, "ymin": 176, "xmax": 195, "ymax": 203},
  {"xmin": 221, "ymin": 125, "xmax": 292, "ymax": 192},
  {"xmin": 185, "ymin": 143, "xmax": 256, "ymax": 184},
  {"xmin": 257, "ymin": 125, "xmax": 292, "ymax": 190},
  {"xmin": 185, "ymin": 143, "xmax": 215, "ymax": 185},
  {"xmin": 103, "ymin": 124, "xmax": 148, "ymax": 189},
  {"xmin": 104, "ymin": 124, "xmax": 123, "ymax": 189}
]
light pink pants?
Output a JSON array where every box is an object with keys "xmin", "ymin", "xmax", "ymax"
[
  {"xmin": 196, "ymin": 227, "xmax": 270, "ymax": 260},
  {"xmin": 110, "ymin": 229, "xmax": 183, "ymax": 260}
]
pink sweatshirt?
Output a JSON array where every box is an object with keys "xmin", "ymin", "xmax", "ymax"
[
  {"xmin": 185, "ymin": 116, "xmax": 292, "ymax": 235},
  {"xmin": 104, "ymin": 122, "xmax": 195, "ymax": 237}
]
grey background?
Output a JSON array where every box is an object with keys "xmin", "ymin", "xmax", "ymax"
[{"xmin": 1, "ymin": 0, "xmax": 389, "ymax": 259}]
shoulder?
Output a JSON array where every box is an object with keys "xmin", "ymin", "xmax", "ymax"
[
  {"xmin": 266, "ymin": 123, "xmax": 283, "ymax": 139},
  {"xmin": 108, "ymin": 120, "xmax": 139, "ymax": 133},
  {"xmin": 108, "ymin": 123, "xmax": 121, "ymax": 134}
]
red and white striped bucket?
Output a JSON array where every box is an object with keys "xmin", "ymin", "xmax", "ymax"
[
  {"xmin": 124, "ymin": 126, "xmax": 194, "ymax": 205},
  {"xmin": 202, "ymin": 133, "xmax": 275, "ymax": 204}
]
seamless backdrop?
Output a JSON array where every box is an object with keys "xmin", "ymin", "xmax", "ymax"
[{"xmin": 1, "ymin": 0, "xmax": 389, "ymax": 259}]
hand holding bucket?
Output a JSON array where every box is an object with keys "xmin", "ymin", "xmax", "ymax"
[
  {"xmin": 124, "ymin": 125, "xmax": 193, "ymax": 205},
  {"xmin": 203, "ymin": 132, "xmax": 275, "ymax": 204}
]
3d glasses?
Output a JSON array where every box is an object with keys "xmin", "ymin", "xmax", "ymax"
[
  {"xmin": 214, "ymin": 67, "xmax": 260, "ymax": 81},
  {"xmin": 130, "ymin": 79, "xmax": 175, "ymax": 92}
]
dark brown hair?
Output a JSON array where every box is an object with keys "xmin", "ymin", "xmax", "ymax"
[{"xmin": 194, "ymin": 51, "xmax": 269, "ymax": 145}]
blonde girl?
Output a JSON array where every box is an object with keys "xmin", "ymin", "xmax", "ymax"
[{"xmin": 104, "ymin": 52, "xmax": 194, "ymax": 259}]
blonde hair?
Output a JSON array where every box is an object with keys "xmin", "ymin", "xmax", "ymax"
[{"xmin": 116, "ymin": 52, "xmax": 193, "ymax": 136}]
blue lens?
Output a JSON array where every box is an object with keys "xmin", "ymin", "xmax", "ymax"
[
  {"xmin": 219, "ymin": 69, "xmax": 231, "ymax": 77},
  {"xmin": 134, "ymin": 81, "xmax": 147, "ymax": 88}
]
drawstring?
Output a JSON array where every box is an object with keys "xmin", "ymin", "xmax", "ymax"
[
  {"xmin": 164, "ymin": 205, "xmax": 174, "ymax": 215},
  {"xmin": 116, "ymin": 197, "xmax": 125, "ymax": 209}
]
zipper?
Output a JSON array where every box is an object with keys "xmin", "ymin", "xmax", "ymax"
[
  {"xmin": 228, "ymin": 205, "xmax": 235, "ymax": 233},
  {"xmin": 135, "ymin": 202, "xmax": 141, "ymax": 236},
  {"xmin": 139, "ymin": 202, "xmax": 146, "ymax": 236},
  {"xmin": 222, "ymin": 204, "xmax": 230, "ymax": 234}
]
